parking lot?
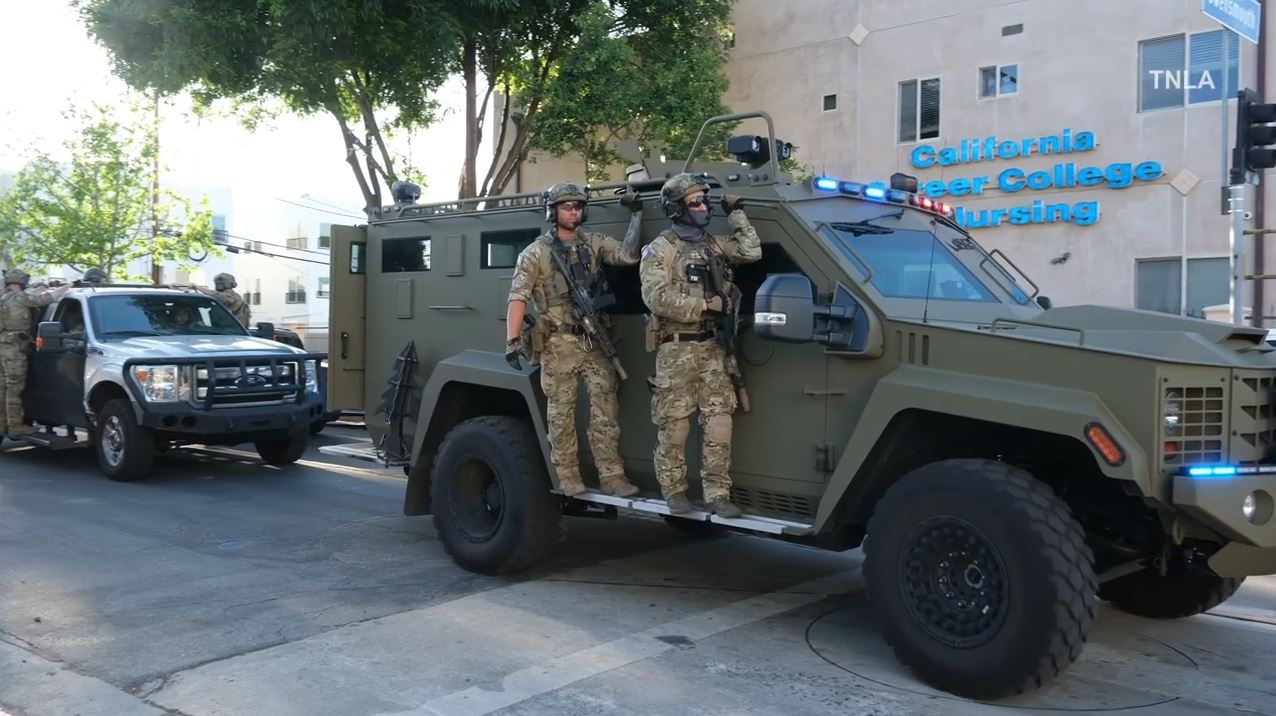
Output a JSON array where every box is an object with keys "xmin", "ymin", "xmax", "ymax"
[{"xmin": 3, "ymin": 426, "xmax": 1276, "ymax": 716}]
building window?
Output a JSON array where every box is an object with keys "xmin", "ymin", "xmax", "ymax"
[
  {"xmin": 383, "ymin": 237, "xmax": 431, "ymax": 273},
  {"xmin": 1136, "ymin": 257, "xmax": 1229, "ymax": 317},
  {"xmin": 246, "ymin": 278, "xmax": 262, "ymax": 306},
  {"xmin": 979, "ymin": 64, "xmax": 1018, "ymax": 99},
  {"xmin": 823, "ymin": 94, "xmax": 838, "ymax": 111},
  {"xmin": 285, "ymin": 278, "xmax": 307, "ymax": 304},
  {"xmin": 1002, "ymin": 24, "xmax": 1023, "ymax": 36},
  {"xmin": 481, "ymin": 229, "xmax": 539, "ymax": 269},
  {"xmin": 317, "ymin": 276, "xmax": 330, "ymax": 298},
  {"xmin": 318, "ymin": 223, "xmax": 332, "ymax": 249},
  {"xmin": 286, "ymin": 235, "xmax": 307, "ymax": 250},
  {"xmin": 1139, "ymin": 31, "xmax": 1239, "ymax": 112},
  {"xmin": 898, "ymin": 77, "xmax": 941, "ymax": 143},
  {"xmin": 212, "ymin": 214, "xmax": 228, "ymax": 245}
]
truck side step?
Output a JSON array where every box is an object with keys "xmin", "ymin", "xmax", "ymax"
[
  {"xmin": 11, "ymin": 431, "xmax": 87, "ymax": 450},
  {"xmin": 570, "ymin": 490, "xmax": 815, "ymax": 537}
]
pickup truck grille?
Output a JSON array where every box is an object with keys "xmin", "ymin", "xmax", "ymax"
[
  {"xmin": 195, "ymin": 361, "xmax": 300, "ymax": 407},
  {"xmin": 1232, "ymin": 372, "xmax": 1276, "ymax": 466}
]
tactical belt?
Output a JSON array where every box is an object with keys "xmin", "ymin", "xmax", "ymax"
[
  {"xmin": 547, "ymin": 323, "xmax": 586, "ymax": 336},
  {"xmin": 662, "ymin": 330, "xmax": 716, "ymax": 344}
]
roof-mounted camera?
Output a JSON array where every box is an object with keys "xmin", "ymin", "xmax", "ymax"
[
  {"xmin": 726, "ymin": 134, "xmax": 793, "ymax": 169},
  {"xmin": 391, "ymin": 180, "xmax": 422, "ymax": 205}
]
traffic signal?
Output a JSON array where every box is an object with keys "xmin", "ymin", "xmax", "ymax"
[{"xmin": 1233, "ymin": 88, "xmax": 1276, "ymax": 183}]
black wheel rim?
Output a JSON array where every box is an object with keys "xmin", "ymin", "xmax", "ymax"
[
  {"xmin": 898, "ymin": 515, "xmax": 1009, "ymax": 648},
  {"xmin": 448, "ymin": 454, "xmax": 505, "ymax": 542}
]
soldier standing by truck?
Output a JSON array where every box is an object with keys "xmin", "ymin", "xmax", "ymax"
[
  {"xmin": 194, "ymin": 273, "xmax": 251, "ymax": 327},
  {"xmin": 504, "ymin": 181, "xmax": 644, "ymax": 497},
  {"xmin": 639, "ymin": 173, "xmax": 761, "ymax": 517},
  {"xmin": 0, "ymin": 269, "xmax": 68, "ymax": 436}
]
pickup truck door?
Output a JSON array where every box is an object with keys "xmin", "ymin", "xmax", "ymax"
[
  {"xmin": 329, "ymin": 224, "xmax": 368, "ymax": 412},
  {"xmin": 27, "ymin": 298, "xmax": 90, "ymax": 428}
]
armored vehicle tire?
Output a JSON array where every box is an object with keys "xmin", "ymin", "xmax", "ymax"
[
  {"xmin": 1098, "ymin": 570, "xmax": 1244, "ymax": 619},
  {"xmin": 862, "ymin": 459, "xmax": 1096, "ymax": 699},
  {"xmin": 431, "ymin": 416, "xmax": 560, "ymax": 575},
  {"xmin": 309, "ymin": 420, "xmax": 326, "ymax": 436},
  {"xmin": 95, "ymin": 399, "xmax": 156, "ymax": 482},
  {"xmin": 255, "ymin": 433, "xmax": 309, "ymax": 465}
]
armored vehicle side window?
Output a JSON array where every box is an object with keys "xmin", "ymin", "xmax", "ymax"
[
  {"xmin": 481, "ymin": 229, "xmax": 538, "ymax": 269},
  {"xmin": 383, "ymin": 237, "xmax": 431, "ymax": 272},
  {"xmin": 820, "ymin": 224, "xmax": 997, "ymax": 302},
  {"xmin": 350, "ymin": 242, "xmax": 367, "ymax": 275}
]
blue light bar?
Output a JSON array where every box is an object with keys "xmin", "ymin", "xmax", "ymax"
[
  {"xmin": 887, "ymin": 190, "xmax": 909, "ymax": 203},
  {"xmin": 1188, "ymin": 465, "xmax": 1238, "ymax": 477},
  {"xmin": 864, "ymin": 184, "xmax": 886, "ymax": 200},
  {"xmin": 813, "ymin": 177, "xmax": 840, "ymax": 191},
  {"xmin": 841, "ymin": 181, "xmax": 864, "ymax": 195}
]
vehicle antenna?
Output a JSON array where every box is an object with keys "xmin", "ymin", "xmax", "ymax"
[{"xmin": 922, "ymin": 221, "xmax": 938, "ymax": 325}]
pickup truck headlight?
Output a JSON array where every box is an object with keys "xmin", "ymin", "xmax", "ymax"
[
  {"xmin": 131, "ymin": 365, "xmax": 191, "ymax": 403},
  {"xmin": 304, "ymin": 361, "xmax": 318, "ymax": 394}
]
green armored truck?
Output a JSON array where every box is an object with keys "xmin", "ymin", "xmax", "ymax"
[{"xmin": 323, "ymin": 112, "xmax": 1276, "ymax": 699}]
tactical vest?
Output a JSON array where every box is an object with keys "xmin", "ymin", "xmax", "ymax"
[
  {"xmin": 528, "ymin": 232, "xmax": 614, "ymax": 330},
  {"xmin": 648, "ymin": 230, "xmax": 737, "ymax": 338}
]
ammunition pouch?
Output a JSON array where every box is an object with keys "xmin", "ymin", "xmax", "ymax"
[{"xmin": 518, "ymin": 314, "xmax": 548, "ymax": 365}]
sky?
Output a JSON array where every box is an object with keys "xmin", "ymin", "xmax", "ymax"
[{"xmin": 0, "ymin": 1, "xmax": 471, "ymax": 216}]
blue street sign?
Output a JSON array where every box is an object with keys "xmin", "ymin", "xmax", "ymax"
[{"xmin": 1203, "ymin": 0, "xmax": 1261, "ymax": 44}]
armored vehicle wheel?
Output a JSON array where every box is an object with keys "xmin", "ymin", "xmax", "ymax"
[
  {"xmin": 94, "ymin": 399, "xmax": 156, "ymax": 482},
  {"xmin": 255, "ymin": 433, "xmax": 309, "ymax": 465},
  {"xmin": 1098, "ymin": 570, "xmax": 1243, "ymax": 619},
  {"xmin": 863, "ymin": 459, "xmax": 1096, "ymax": 699},
  {"xmin": 431, "ymin": 416, "xmax": 559, "ymax": 575}
]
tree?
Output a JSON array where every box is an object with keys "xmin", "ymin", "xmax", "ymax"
[
  {"xmin": 0, "ymin": 102, "xmax": 217, "ymax": 281},
  {"xmin": 79, "ymin": 0, "xmax": 458, "ymax": 210}
]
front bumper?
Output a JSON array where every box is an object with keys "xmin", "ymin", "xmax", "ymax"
[
  {"xmin": 136, "ymin": 395, "xmax": 325, "ymax": 437},
  {"xmin": 1173, "ymin": 471, "xmax": 1276, "ymax": 576}
]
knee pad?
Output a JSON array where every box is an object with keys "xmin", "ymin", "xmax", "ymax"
[{"xmin": 706, "ymin": 413, "xmax": 732, "ymax": 443}]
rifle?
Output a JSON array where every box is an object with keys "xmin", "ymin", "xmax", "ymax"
[
  {"xmin": 547, "ymin": 238, "xmax": 628, "ymax": 380},
  {"xmin": 705, "ymin": 253, "xmax": 751, "ymax": 412}
]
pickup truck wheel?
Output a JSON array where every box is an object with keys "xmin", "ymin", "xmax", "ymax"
[
  {"xmin": 863, "ymin": 459, "xmax": 1096, "ymax": 699},
  {"xmin": 254, "ymin": 433, "xmax": 309, "ymax": 465},
  {"xmin": 1099, "ymin": 570, "xmax": 1243, "ymax": 619},
  {"xmin": 94, "ymin": 399, "xmax": 156, "ymax": 482},
  {"xmin": 431, "ymin": 416, "xmax": 559, "ymax": 575}
]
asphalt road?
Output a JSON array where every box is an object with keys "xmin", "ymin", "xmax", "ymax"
[{"xmin": 3, "ymin": 426, "xmax": 1276, "ymax": 715}]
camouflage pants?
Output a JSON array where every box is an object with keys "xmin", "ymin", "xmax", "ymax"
[
  {"xmin": 650, "ymin": 339, "xmax": 737, "ymax": 501},
  {"xmin": 0, "ymin": 340, "xmax": 28, "ymax": 431},
  {"xmin": 540, "ymin": 332, "xmax": 625, "ymax": 487}
]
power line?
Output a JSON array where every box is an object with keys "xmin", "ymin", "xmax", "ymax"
[
  {"xmin": 222, "ymin": 230, "xmax": 331, "ymax": 257},
  {"xmin": 226, "ymin": 243, "xmax": 329, "ymax": 267},
  {"xmin": 272, "ymin": 196, "xmax": 366, "ymax": 220}
]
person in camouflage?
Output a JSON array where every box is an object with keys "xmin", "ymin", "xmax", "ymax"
[
  {"xmin": 0, "ymin": 269, "xmax": 68, "ymax": 436},
  {"xmin": 81, "ymin": 267, "xmax": 109, "ymax": 286},
  {"xmin": 639, "ymin": 173, "xmax": 761, "ymax": 517},
  {"xmin": 196, "ymin": 273, "xmax": 252, "ymax": 327},
  {"xmin": 505, "ymin": 181, "xmax": 644, "ymax": 497}
]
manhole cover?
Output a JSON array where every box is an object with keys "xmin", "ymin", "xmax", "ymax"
[{"xmin": 806, "ymin": 602, "xmax": 1188, "ymax": 711}]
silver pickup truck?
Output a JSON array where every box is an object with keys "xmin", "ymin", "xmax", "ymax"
[{"xmin": 6, "ymin": 285, "xmax": 326, "ymax": 480}]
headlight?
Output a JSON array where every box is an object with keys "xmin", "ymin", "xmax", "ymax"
[
  {"xmin": 304, "ymin": 361, "xmax": 318, "ymax": 394},
  {"xmin": 131, "ymin": 365, "xmax": 191, "ymax": 402},
  {"xmin": 1163, "ymin": 390, "xmax": 1183, "ymax": 436}
]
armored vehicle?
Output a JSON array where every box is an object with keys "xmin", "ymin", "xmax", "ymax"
[
  {"xmin": 323, "ymin": 112, "xmax": 1276, "ymax": 699},
  {"xmin": 4, "ymin": 284, "xmax": 326, "ymax": 480}
]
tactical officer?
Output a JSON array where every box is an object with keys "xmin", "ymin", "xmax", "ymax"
[
  {"xmin": 196, "ymin": 273, "xmax": 251, "ymax": 327},
  {"xmin": 82, "ymin": 267, "xmax": 109, "ymax": 286},
  {"xmin": 505, "ymin": 181, "xmax": 644, "ymax": 497},
  {"xmin": 0, "ymin": 269, "xmax": 68, "ymax": 436},
  {"xmin": 638, "ymin": 173, "xmax": 761, "ymax": 517}
]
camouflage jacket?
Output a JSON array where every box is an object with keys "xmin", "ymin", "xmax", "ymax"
[
  {"xmin": 0, "ymin": 289, "xmax": 58, "ymax": 341},
  {"xmin": 203, "ymin": 287, "xmax": 251, "ymax": 327},
  {"xmin": 639, "ymin": 210, "xmax": 761, "ymax": 335},
  {"xmin": 507, "ymin": 227, "xmax": 639, "ymax": 330}
]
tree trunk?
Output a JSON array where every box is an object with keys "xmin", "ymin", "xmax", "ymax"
[{"xmin": 461, "ymin": 38, "xmax": 478, "ymax": 199}]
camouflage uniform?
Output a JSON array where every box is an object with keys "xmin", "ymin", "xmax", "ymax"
[
  {"xmin": 639, "ymin": 173, "xmax": 761, "ymax": 516},
  {"xmin": 201, "ymin": 273, "xmax": 251, "ymax": 327},
  {"xmin": 506, "ymin": 182, "xmax": 643, "ymax": 497},
  {"xmin": 0, "ymin": 269, "xmax": 63, "ymax": 435}
]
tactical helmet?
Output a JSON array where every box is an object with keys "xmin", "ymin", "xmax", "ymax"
[
  {"xmin": 82, "ymin": 267, "xmax": 108, "ymax": 285},
  {"xmin": 214, "ymin": 272, "xmax": 237, "ymax": 291},
  {"xmin": 3, "ymin": 268, "xmax": 30, "ymax": 287},
  {"xmin": 542, "ymin": 181, "xmax": 589, "ymax": 223},
  {"xmin": 660, "ymin": 172, "xmax": 712, "ymax": 218}
]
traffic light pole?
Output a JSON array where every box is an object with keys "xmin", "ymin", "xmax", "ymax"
[{"xmin": 1230, "ymin": 183, "xmax": 1247, "ymax": 324}]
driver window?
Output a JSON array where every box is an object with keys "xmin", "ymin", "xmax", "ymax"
[{"xmin": 53, "ymin": 299, "xmax": 86, "ymax": 335}]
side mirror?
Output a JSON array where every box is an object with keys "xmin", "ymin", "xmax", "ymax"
[
  {"xmin": 1036, "ymin": 295, "xmax": 1053, "ymax": 310},
  {"xmin": 36, "ymin": 321, "xmax": 65, "ymax": 351},
  {"xmin": 753, "ymin": 274, "xmax": 818, "ymax": 343},
  {"xmin": 254, "ymin": 321, "xmax": 275, "ymax": 338}
]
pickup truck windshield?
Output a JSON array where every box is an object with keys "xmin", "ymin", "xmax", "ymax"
[{"xmin": 89, "ymin": 294, "xmax": 248, "ymax": 339}]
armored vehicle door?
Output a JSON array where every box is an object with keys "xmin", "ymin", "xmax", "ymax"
[
  {"xmin": 27, "ymin": 297, "xmax": 90, "ymax": 428},
  {"xmin": 329, "ymin": 224, "xmax": 368, "ymax": 412}
]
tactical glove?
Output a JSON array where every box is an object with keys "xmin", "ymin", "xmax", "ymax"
[
  {"xmin": 619, "ymin": 190, "xmax": 643, "ymax": 213},
  {"xmin": 720, "ymin": 193, "xmax": 744, "ymax": 214},
  {"xmin": 505, "ymin": 337, "xmax": 522, "ymax": 370},
  {"xmin": 704, "ymin": 295, "xmax": 725, "ymax": 314}
]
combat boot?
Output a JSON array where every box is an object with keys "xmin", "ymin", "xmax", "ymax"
[
  {"xmin": 600, "ymin": 475, "xmax": 640, "ymax": 497},
  {"xmin": 705, "ymin": 496, "xmax": 742, "ymax": 519},
  {"xmin": 666, "ymin": 493, "xmax": 694, "ymax": 515},
  {"xmin": 556, "ymin": 473, "xmax": 587, "ymax": 497}
]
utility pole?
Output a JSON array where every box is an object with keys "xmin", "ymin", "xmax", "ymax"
[{"xmin": 150, "ymin": 90, "xmax": 162, "ymax": 285}]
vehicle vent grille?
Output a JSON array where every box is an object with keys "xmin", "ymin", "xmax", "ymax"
[
  {"xmin": 730, "ymin": 487, "xmax": 814, "ymax": 517},
  {"xmin": 896, "ymin": 331, "xmax": 929, "ymax": 365},
  {"xmin": 1163, "ymin": 386, "xmax": 1225, "ymax": 467},
  {"xmin": 195, "ymin": 361, "xmax": 301, "ymax": 406},
  {"xmin": 1232, "ymin": 374, "xmax": 1276, "ymax": 466}
]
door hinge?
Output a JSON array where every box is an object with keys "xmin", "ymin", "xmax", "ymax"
[{"xmin": 816, "ymin": 443, "xmax": 837, "ymax": 472}]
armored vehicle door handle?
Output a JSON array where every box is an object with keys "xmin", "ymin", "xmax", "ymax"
[
  {"xmin": 428, "ymin": 305, "xmax": 473, "ymax": 311},
  {"xmin": 341, "ymin": 331, "xmax": 349, "ymax": 359},
  {"xmin": 803, "ymin": 386, "xmax": 847, "ymax": 396}
]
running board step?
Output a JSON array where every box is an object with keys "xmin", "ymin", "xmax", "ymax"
[
  {"xmin": 8, "ymin": 431, "xmax": 87, "ymax": 450},
  {"xmin": 571, "ymin": 490, "xmax": 815, "ymax": 537}
]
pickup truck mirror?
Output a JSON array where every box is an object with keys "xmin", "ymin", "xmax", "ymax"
[
  {"xmin": 1036, "ymin": 295, "xmax": 1053, "ymax": 310},
  {"xmin": 253, "ymin": 321, "xmax": 275, "ymax": 338},
  {"xmin": 753, "ymin": 274, "xmax": 818, "ymax": 343},
  {"xmin": 36, "ymin": 321, "xmax": 65, "ymax": 351}
]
